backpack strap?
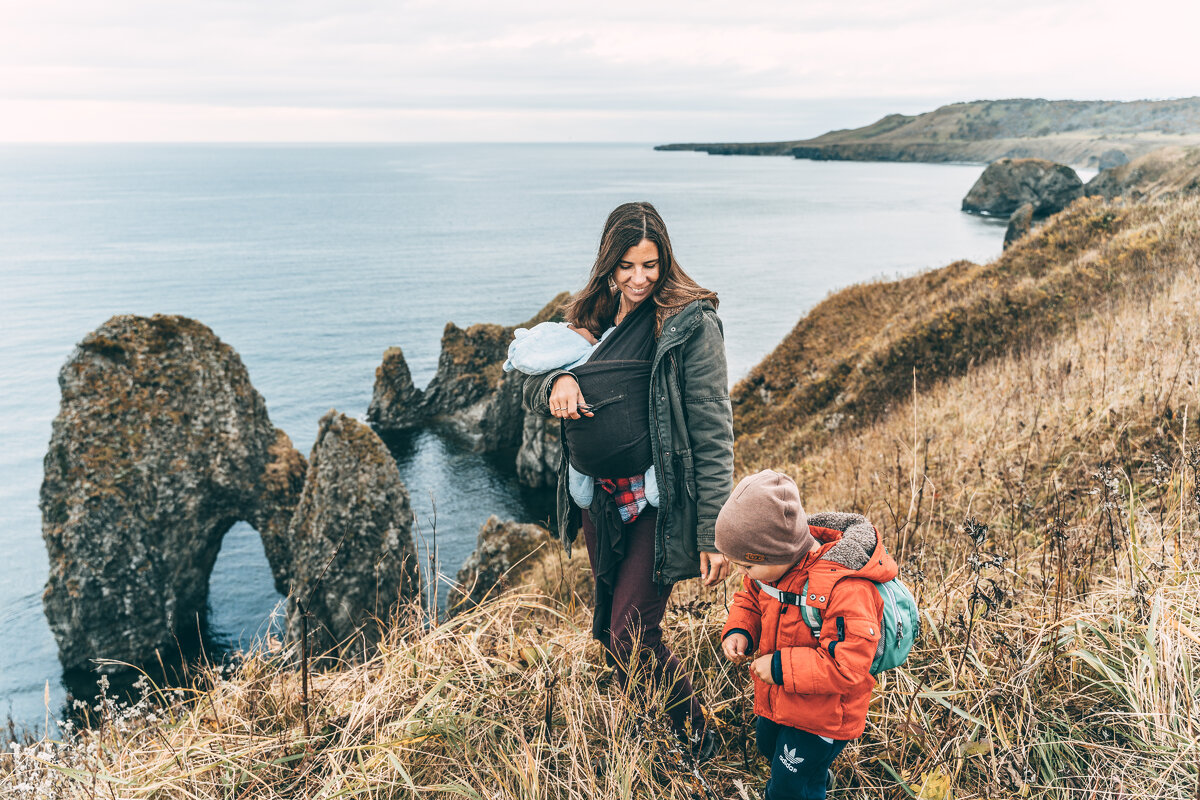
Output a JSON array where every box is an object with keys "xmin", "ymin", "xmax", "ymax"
[{"xmin": 755, "ymin": 578, "xmax": 823, "ymax": 638}]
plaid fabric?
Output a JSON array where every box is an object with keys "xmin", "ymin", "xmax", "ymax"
[{"xmin": 598, "ymin": 474, "xmax": 648, "ymax": 524}]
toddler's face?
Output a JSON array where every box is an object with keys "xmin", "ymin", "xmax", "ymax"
[{"xmin": 729, "ymin": 559, "xmax": 791, "ymax": 584}]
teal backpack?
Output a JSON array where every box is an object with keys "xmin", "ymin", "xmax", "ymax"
[{"xmin": 756, "ymin": 576, "xmax": 920, "ymax": 675}]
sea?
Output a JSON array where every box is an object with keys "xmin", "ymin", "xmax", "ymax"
[{"xmin": 0, "ymin": 142, "xmax": 1016, "ymax": 731}]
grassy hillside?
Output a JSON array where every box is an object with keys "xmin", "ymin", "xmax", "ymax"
[
  {"xmin": 658, "ymin": 98, "xmax": 1200, "ymax": 167},
  {"xmin": 732, "ymin": 195, "xmax": 1195, "ymax": 462},
  {"xmin": 1086, "ymin": 145, "xmax": 1200, "ymax": 201},
  {"xmin": 5, "ymin": 197, "xmax": 1200, "ymax": 799}
]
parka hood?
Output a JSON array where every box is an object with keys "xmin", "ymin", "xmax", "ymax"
[{"xmin": 798, "ymin": 512, "xmax": 898, "ymax": 612}]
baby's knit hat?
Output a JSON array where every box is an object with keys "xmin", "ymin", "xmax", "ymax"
[{"xmin": 715, "ymin": 470, "xmax": 815, "ymax": 565}]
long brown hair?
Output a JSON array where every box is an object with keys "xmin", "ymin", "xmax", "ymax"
[{"xmin": 564, "ymin": 201, "xmax": 718, "ymax": 337}]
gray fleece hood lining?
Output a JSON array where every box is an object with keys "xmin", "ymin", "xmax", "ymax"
[{"xmin": 806, "ymin": 512, "xmax": 875, "ymax": 571}]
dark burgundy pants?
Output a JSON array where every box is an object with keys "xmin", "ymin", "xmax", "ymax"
[{"xmin": 582, "ymin": 507, "xmax": 703, "ymax": 733}]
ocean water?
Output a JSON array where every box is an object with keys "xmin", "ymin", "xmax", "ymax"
[{"xmin": 0, "ymin": 143, "xmax": 1007, "ymax": 729}]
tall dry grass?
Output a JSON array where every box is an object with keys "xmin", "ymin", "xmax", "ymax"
[{"xmin": 4, "ymin": 197, "xmax": 1199, "ymax": 799}]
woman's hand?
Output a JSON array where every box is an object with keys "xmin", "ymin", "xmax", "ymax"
[
  {"xmin": 750, "ymin": 653, "xmax": 776, "ymax": 685},
  {"xmin": 699, "ymin": 551, "xmax": 729, "ymax": 586},
  {"xmin": 549, "ymin": 374, "xmax": 593, "ymax": 420}
]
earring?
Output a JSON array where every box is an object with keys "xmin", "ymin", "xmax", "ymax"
[{"xmin": 608, "ymin": 277, "xmax": 618, "ymax": 294}]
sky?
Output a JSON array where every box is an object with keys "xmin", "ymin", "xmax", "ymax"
[{"xmin": 2, "ymin": 0, "xmax": 1199, "ymax": 143}]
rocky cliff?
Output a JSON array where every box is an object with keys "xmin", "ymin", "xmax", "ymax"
[
  {"xmin": 285, "ymin": 410, "xmax": 420, "ymax": 662},
  {"xmin": 658, "ymin": 98, "xmax": 1200, "ymax": 168},
  {"xmin": 41, "ymin": 315, "xmax": 308, "ymax": 675}
]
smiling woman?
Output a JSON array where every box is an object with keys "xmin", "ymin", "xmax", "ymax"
[{"xmin": 520, "ymin": 201, "xmax": 734, "ymax": 760}]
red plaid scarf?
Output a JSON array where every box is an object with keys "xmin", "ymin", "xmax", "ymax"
[{"xmin": 597, "ymin": 474, "xmax": 648, "ymax": 524}]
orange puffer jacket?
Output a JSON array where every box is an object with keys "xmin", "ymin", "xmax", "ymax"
[{"xmin": 721, "ymin": 512, "xmax": 898, "ymax": 741}]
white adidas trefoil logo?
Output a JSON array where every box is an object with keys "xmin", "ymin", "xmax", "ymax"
[{"xmin": 779, "ymin": 744, "xmax": 805, "ymax": 773}]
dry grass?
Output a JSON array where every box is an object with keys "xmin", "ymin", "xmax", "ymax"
[
  {"xmin": 5, "ymin": 200, "xmax": 1200, "ymax": 799},
  {"xmin": 732, "ymin": 196, "xmax": 1197, "ymax": 450}
]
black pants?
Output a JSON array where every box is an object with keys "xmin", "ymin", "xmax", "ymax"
[
  {"xmin": 581, "ymin": 508, "xmax": 703, "ymax": 734},
  {"xmin": 756, "ymin": 716, "xmax": 849, "ymax": 800}
]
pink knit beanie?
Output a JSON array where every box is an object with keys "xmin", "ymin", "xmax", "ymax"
[{"xmin": 715, "ymin": 470, "xmax": 814, "ymax": 565}]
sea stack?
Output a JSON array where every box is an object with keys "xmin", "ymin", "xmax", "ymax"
[
  {"xmin": 285, "ymin": 410, "xmax": 420, "ymax": 662},
  {"xmin": 367, "ymin": 292, "xmax": 570, "ymax": 465},
  {"xmin": 962, "ymin": 158, "xmax": 1083, "ymax": 217},
  {"xmin": 41, "ymin": 315, "xmax": 307, "ymax": 675}
]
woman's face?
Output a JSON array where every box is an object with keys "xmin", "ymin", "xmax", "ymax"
[{"xmin": 612, "ymin": 239, "xmax": 660, "ymax": 310}]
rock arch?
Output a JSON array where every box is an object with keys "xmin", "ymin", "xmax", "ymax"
[{"xmin": 41, "ymin": 315, "xmax": 417, "ymax": 676}]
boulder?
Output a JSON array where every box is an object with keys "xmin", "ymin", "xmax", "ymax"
[
  {"xmin": 1097, "ymin": 149, "xmax": 1130, "ymax": 170},
  {"xmin": 1003, "ymin": 203, "xmax": 1035, "ymax": 250},
  {"xmin": 448, "ymin": 516, "xmax": 554, "ymax": 615},
  {"xmin": 285, "ymin": 410, "xmax": 420, "ymax": 661},
  {"xmin": 961, "ymin": 158, "xmax": 1083, "ymax": 218},
  {"xmin": 41, "ymin": 315, "xmax": 308, "ymax": 675}
]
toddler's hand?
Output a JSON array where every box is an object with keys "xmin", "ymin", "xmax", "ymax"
[
  {"xmin": 722, "ymin": 633, "xmax": 750, "ymax": 662},
  {"xmin": 750, "ymin": 653, "xmax": 776, "ymax": 685}
]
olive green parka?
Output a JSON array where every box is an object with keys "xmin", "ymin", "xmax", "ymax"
[{"xmin": 522, "ymin": 299, "xmax": 734, "ymax": 585}]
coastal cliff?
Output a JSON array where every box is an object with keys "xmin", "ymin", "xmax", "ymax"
[
  {"xmin": 730, "ymin": 194, "xmax": 1194, "ymax": 467},
  {"xmin": 18, "ymin": 191, "xmax": 1200, "ymax": 797},
  {"xmin": 658, "ymin": 97, "xmax": 1200, "ymax": 168},
  {"xmin": 1085, "ymin": 144, "xmax": 1200, "ymax": 201}
]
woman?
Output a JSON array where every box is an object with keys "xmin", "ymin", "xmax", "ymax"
[{"xmin": 521, "ymin": 201, "xmax": 734, "ymax": 756}]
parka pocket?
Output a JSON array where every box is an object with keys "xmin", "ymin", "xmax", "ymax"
[
  {"xmin": 674, "ymin": 448, "xmax": 696, "ymax": 502},
  {"xmin": 826, "ymin": 616, "xmax": 884, "ymax": 673}
]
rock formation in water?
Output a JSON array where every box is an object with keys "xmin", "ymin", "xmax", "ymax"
[
  {"xmin": 961, "ymin": 158, "xmax": 1083, "ymax": 218},
  {"xmin": 41, "ymin": 315, "xmax": 308, "ymax": 675},
  {"xmin": 366, "ymin": 347, "xmax": 424, "ymax": 429},
  {"xmin": 1003, "ymin": 203, "xmax": 1035, "ymax": 249},
  {"xmin": 367, "ymin": 293, "xmax": 569, "ymax": 461},
  {"xmin": 285, "ymin": 410, "xmax": 419, "ymax": 661},
  {"xmin": 448, "ymin": 516, "xmax": 554, "ymax": 615},
  {"xmin": 421, "ymin": 322, "xmax": 530, "ymax": 451}
]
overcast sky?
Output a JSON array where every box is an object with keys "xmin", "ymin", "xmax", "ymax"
[{"xmin": 3, "ymin": 0, "xmax": 1198, "ymax": 142}]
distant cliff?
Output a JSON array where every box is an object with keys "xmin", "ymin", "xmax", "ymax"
[{"xmin": 658, "ymin": 98, "xmax": 1200, "ymax": 168}]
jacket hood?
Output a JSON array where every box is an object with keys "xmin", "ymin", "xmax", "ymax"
[{"xmin": 799, "ymin": 512, "xmax": 898, "ymax": 611}]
